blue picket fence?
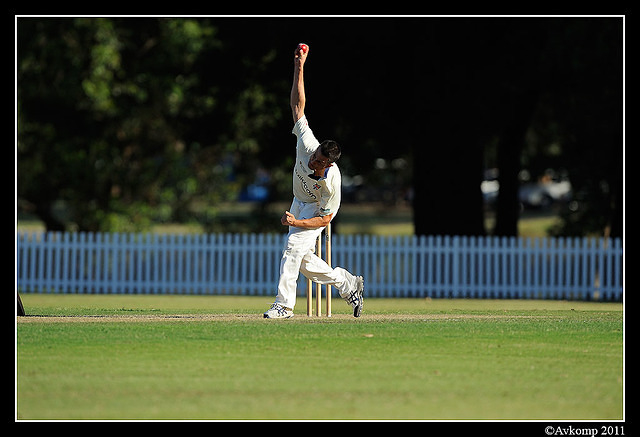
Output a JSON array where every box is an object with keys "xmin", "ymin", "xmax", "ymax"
[{"xmin": 16, "ymin": 232, "xmax": 623, "ymax": 301}]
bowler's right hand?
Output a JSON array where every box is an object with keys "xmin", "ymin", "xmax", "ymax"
[{"xmin": 294, "ymin": 43, "xmax": 308, "ymax": 65}]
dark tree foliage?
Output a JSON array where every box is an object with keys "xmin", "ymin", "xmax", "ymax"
[{"xmin": 17, "ymin": 17, "xmax": 623, "ymax": 237}]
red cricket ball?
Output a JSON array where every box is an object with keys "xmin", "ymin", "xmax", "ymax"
[{"xmin": 298, "ymin": 43, "xmax": 308, "ymax": 53}]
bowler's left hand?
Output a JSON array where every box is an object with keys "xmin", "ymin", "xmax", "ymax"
[{"xmin": 281, "ymin": 211, "xmax": 297, "ymax": 226}]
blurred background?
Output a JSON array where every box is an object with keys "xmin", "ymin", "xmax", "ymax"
[{"xmin": 16, "ymin": 16, "xmax": 623, "ymax": 238}]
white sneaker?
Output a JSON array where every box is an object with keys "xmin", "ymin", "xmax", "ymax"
[
  {"xmin": 263, "ymin": 303, "xmax": 294, "ymax": 319},
  {"xmin": 345, "ymin": 276, "xmax": 364, "ymax": 317}
]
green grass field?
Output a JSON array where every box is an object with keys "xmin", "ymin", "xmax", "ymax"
[{"xmin": 16, "ymin": 294, "xmax": 623, "ymax": 421}]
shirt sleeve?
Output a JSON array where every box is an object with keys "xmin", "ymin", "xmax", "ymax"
[
  {"xmin": 319, "ymin": 167, "xmax": 342, "ymax": 216},
  {"xmin": 292, "ymin": 115, "xmax": 319, "ymax": 154}
]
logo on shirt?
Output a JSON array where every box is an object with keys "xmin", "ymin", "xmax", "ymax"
[
  {"xmin": 294, "ymin": 166, "xmax": 317, "ymax": 200},
  {"xmin": 313, "ymin": 183, "xmax": 321, "ymax": 190}
]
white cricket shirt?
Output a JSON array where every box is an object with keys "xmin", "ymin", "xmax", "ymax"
[{"xmin": 291, "ymin": 116, "xmax": 341, "ymax": 217}]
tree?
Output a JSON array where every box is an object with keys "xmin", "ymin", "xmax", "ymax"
[
  {"xmin": 17, "ymin": 17, "xmax": 623, "ymax": 238},
  {"xmin": 410, "ymin": 19, "xmax": 497, "ymax": 237},
  {"xmin": 408, "ymin": 17, "xmax": 622, "ymax": 238},
  {"xmin": 17, "ymin": 17, "xmax": 283, "ymax": 232},
  {"xmin": 541, "ymin": 18, "xmax": 623, "ymax": 238}
]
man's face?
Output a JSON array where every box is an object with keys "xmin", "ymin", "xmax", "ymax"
[{"xmin": 308, "ymin": 148, "xmax": 330, "ymax": 171}]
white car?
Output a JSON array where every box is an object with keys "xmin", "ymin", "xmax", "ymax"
[
  {"xmin": 518, "ymin": 179, "xmax": 572, "ymax": 208},
  {"xmin": 481, "ymin": 168, "xmax": 572, "ymax": 209}
]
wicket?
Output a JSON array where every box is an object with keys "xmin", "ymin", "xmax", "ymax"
[{"xmin": 306, "ymin": 222, "xmax": 332, "ymax": 317}]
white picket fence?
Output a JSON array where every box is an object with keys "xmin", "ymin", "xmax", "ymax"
[{"xmin": 16, "ymin": 232, "xmax": 623, "ymax": 301}]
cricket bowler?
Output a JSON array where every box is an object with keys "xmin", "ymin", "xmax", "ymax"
[{"xmin": 263, "ymin": 43, "xmax": 365, "ymax": 319}]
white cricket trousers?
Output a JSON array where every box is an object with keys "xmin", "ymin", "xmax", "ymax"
[{"xmin": 275, "ymin": 199, "xmax": 358, "ymax": 310}]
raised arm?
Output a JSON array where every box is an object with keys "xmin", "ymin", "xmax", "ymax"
[{"xmin": 290, "ymin": 43, "xmax": 309, "ymax": 123}]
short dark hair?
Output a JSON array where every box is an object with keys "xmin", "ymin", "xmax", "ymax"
[{"xmin": 320, "ymin": 140, "xmax": 341, "ymax": 163}]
